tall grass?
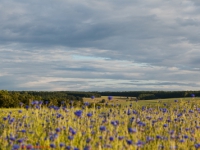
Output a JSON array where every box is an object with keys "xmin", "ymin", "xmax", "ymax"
[{"xmin": 0, "ymin": 98, "xmax": 200, "ymax": 149}]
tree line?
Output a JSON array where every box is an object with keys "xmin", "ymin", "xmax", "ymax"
[{"xmin": 0, "ymin": 90, "xmax": 199, "ymax": 108}]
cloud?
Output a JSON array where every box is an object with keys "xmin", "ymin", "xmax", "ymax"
[{"xmin": 0, "ymin": 0, "xmax": 200, "ymax": 91}]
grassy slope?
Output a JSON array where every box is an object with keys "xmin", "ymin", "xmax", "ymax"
[{"xmin": 84, "ymin": 96, "xmax": 200, "ymax": 106}]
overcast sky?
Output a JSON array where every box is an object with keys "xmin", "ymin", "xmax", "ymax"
[{"xmin": 0, "ymin": 0, "xmax": 200, "ymax": 91}]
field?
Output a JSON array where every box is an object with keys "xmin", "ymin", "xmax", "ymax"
[
  {"xmin": 0, "ymin": 97, "xmax": 200, "ymax": 149},
  {"xmin": 84, "ymin": 96, "xmax": 200, "ymax": 106}
]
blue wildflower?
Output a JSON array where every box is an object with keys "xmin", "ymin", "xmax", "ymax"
[
  {"xmin": 126, "ymin": 140, "xmax": 133, "ymax": 145},
  {"xmin": 108, "ymin": 96, "xmax": 113, "ymax": 100},
  {"xmin": 74, "ymin": 110, "xmax": 83, "ymax": 117},
  {"xmin": 50, "ymin": 143, "xmax": 56, "ymax": 148},
  {"xmin": 109, "ymin": 136, "xmax": 114, "ymax": 142},
  {"xmin": 87, "ymin": 113, "xmax": 93, "ymax": 117},
  {"xmin": 128, "ymin": 128, "xmax": 136, "ymax": 133},
  {"xmin": 68, "ymin": 136, "xmax": 73, "ymax": 140},
  {"xmin": 99, "ymin": 126, "xmax": 106, "ymax": 132}
]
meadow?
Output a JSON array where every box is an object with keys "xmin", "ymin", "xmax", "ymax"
[{"xmin": 0, "ymin": 96, "xmax": 200, "ymax": 150}]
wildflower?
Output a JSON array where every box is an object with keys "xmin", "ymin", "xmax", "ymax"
[
  {"xmin": 183, "ymin": 135, "xmax": 188, "ymax": 139},
  {"xmin": 156, "ymin": 135, "xmax": 162, "ymax": 139},
  {"xmin": 191, "ymin": 94, "xmax": 195, "ymax": 97},
  {"xmin": 69, "ymin": 127, "xmax": 76, "ymax": 135},
  {"xmin": 84, "ymin": 146, "xmax": 91, "ymax": 150},
  {"xmin": 136, "ymin": 140, "xmax": 144, "ymax": 147},
  {"xmin": 91, "ymin": 96, "xmax": 95, "ymax": 99},
  {"xmin": 179, "ymin": 139, "xmax": 185, "ymax": 143},
  {"xmin": 17, "ymin": 138, "xmax": 24, "ymax": 143},
  {"xmin": 21, "ymin": 129, "xmax": 26, "ymax": 133},
  {"xmin": 108, "ymin": 96, "xmax": 113, "ymax": 100},
  {"xmin": 163, "ymin": 124, "xmax": 168, "ymax": 128},
  {"xmin": 127, "ymin": 109, "xmax": 131, "ymax": 115},
  {"xmin": 86, "ymin": 138, "xmax": 91, "ymax": 143},
  {"xmin": 126, "ymin": 140, "xmax": 133, "ymax": 145},
  {"xmin": 111, "ymin": 120, "xmax": 119, "ymax": 126},
  {"xmin": 128, "ymin": 128, "xmax": 136, "ymax": 133},
  {"xmin": 109, "ymin": 136, "xmax": 114, "ymax": 142},
  {"xmin": 84, "ymin": 102, "xmax": 89, "ymax": 106},
  {"xmin": 87, "ymin": 113, "xmax": 93, "ymax": 117},
  {"xmin": 60, "ymin": 143, "xmax": 65, "ymax": 147},
  {"xmin": 118, "ymin": 136, "xmax": 124, "ymax": 140},
  {"xmin": 31, "ymin": 100, "xmax": 39, "ymax": 105},
  {"xmin": 195, "ymin": 143, "xmax": 200, "ymax": 149},
  {"xmin": 74, "ymin": 110, "xmax": 83, "ymax": 117},
  {"xmin": 50, "ymin": 143, "xmax": 56, "ymax": 148},
  {"xmin": 99, "ymin": 126, "xmax": 106, "ymax": 132},
  {"xmin": 146, "ymin": 136, "xmax": 154, "ymax": 142},
  {"xmin": 12, "ymin": 144, "xmax": 20, "ymax": 150},
  {"xmin": 55, "ymin": 128, "xmax": 61, "ymax": 133},
  {"xmin": 25, "ymin": 105, "xmax": 29, "ymax": 110},
  {"xmin": 68, "ymin": 136, "xmax": 73, "ymax": 140},
  {"xmin": 65, "ymin": 146, "xmax": 72, "ymax": 150}
]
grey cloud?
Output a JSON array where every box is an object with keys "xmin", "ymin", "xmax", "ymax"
[{"xmin": 0, "ymin": 0, "xmax": 200, "ymax": 90}]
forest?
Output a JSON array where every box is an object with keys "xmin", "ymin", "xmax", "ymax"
[{"xmin": 0, "ymin": 90, "xmax": 198, "ymax": 108}]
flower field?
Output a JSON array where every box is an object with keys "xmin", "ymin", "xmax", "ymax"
[{"xmin": 0, "ymin": 98, "xmax": 200, "ymax": 150}]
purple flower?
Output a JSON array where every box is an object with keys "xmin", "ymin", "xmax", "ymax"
[
  {"xmin": 91, "ymin": 96, "xmax": 95, "ymax": 99},
  {"xmin": 86, "ymin": 138, "xmax": 91, "ymax": 143},
  {"xmin": 50, "ymin": 143, "xmax": 56, "ymax": 148},
  {"xmin": 136, "ymin": 140, "xmax": 144, "ymax": 147},
  {"xmin": 84, "ymin": 102, "xmax": 89, "ymax": 106},
  {"xmin": 108, "ymin": 96, "xmax": 113, "ymax": 100},
  {"xmin": 69, "ymin": 127, "xmax": 76, "ymax": 135},
  {"xmin": 21, "ymin": 129, "xmax": 26, "ymax": 133},
  {"xmin": 99, "ymin": 126, "xmax": 106, "ymax": 132},
  {"xmin": 195, "ymin": 143, "xmax": 200, "ymax": 149},
  {"xmin": 191, "ymin": 94, "xmax": 195, "ymax": 97},
  {"xmin": 31, "ymin": 100, "xmax": 39, "ymax": 105},
  {"xmin": 126, "ymin": 140, "xmax": 133, "ymax": 145},
  {"xmin": 17, "ymin": 138, "xmax": 24, "ymax": 143},
  {"xmin": 109, "ymin": 136, "xmax": 114, "ymax": 141},
  {"xmin": 118, "ymin": 136, "xmax": 124, "ymax": 140},
  {"xmin": 128, "ymin": 128, "xmax": 136, "ymax": 133},
  {"xmin": 87, "ymin": 113, "xmax": 93, "ymax": 117},
  {"xmin": 55, "ymin": 128, "xmax": 61, "ymax": 132},
  {"xmin": 25, "ymin": 105, "xmax": 29, "ymax": 110},
  {"xmin": 68, "ymin": 136, "xmax": 73, "ymax": 140},
  {"xmin": 12, "ymin": 144, "xmax": 20, "ymax": 150},
  {"xmin": 74, "ymin": 110, "xmax": 83, "ymax": 117},
  {"xmin": 59, "ymin": 143, "xmax": 65, "ymax": 147},
  {"xmin": 163, "ymin": 124, "xmax": 168, "ymax": 128},
  {"xmin": 111, "ymin": 120, "xmax": 119, "ymax": 126},
  {"xmin": 84, "ymin": 146, "xmax": 91, "ymax": 150},
  {"xmin": 65, "ymin": 146, "xmax": 71, "ymax": 150}
]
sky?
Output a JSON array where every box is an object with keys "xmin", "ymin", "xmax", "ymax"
[{"xmin": 0, "ymin": 0, "xmax": 200, "ymax": 91}]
